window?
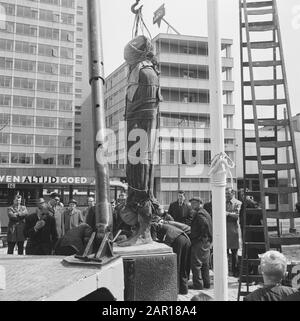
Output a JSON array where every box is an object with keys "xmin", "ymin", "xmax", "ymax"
[
  {"xmin": 0, "ymin": 76, "xmax": 12, "ymax": 88},
  {"xmin": 14, "ymin": 77, "xmax": 35, "ymax": 90},
  {"xmin": 11, "ymin": 134, "xmax": 33, "ymax": 146},
  {"xmin": 38, "ymin": 62, "xmax": 58, "ymax": 75},
  {"xmin": 59, "ymin": 100, "xmax": 72, "ymax": 112},
  {"xmin": 37, "ymin": 80, "xmax": 58, "ymax": 92},
  {"xmin": 12, "ymin": 115, "xmax": 34, "ymax": 127},
  {"xmin": 60, "ymin": 47, "xmax": 73, "ymax": 59},
  {"xmin": 15, "ymin": 41, "xmax": 37, "ymax": 55},
  {"xmin": 40, "ymin": 0, "xmax": 59, "ymax": 5},
  {"xmin": 17, "ymin": 5, "xmax": 38, "ymax": 19},
  {"xmin": 13, "ymin": 96, "xmax": 34, "ymax": 109},
  {"xmin": 16, "ymin": 23, "xmax": 37, "ymax": 37},
  {"xmin": 36, "ymin": 98, "xmax": 57, "ymax": 110},
  {"xmin": 39, "ymin": 9, "xmax": 57, "ymax": 23},
  {"xmin": 35, "ymin": 135, "xmax": 56, "ymax": 147},
  {"xmin": 61, "ymin": 30, "xmax": 74, "ymax": 42},
  {"xmin": 60, "ymin": 65, "xmax": 73, "ymax": 77},
  {"xmin": 0, "ymin": 39, "xmax": 13, "ymax": 51},
  {"xmin": 59, "ymin": 82, "xmax": 73, "ymax": 94},
  {"xmin": 35, "ymin": 154, "xmax": 56, "ymax": 165},
  {"xmin": 0, "ymin": 95, "xmax": 11, "ymax": 107},
  {"xmin": 38, "ymin": 44, "xmax": 59, "ymax": 57},
  {"xmin": 61, "ymin": 0, "xmax": 75, "ymax": 8},
  {"xmin": 0, "ymin": 152, "xmax": 9, "ymax": 164},
  {"xmin": 59, "ymin": 118, "xmax": 73, "ymax": 130},
  {"xmin": 36, "ymin": 117, "xmax": 57, "ymax": 129},
  {"xmin": 58, "ymin": 136, "xmax": 72, "ymax": 148},
  {"xmin": 61, "ymin": 13, "xmax": 74, "ymax": 25},
  {"xmin": 0, "ymin": 133, "xmax": 9, "ymax": 144},
  {"xmin": 0, "ymin": 57, "xmax": 13, "ymax": 70},
  {"xmin": 11, "ymin": 153, "xmax": 33, "ymax": 165},
  {"xmin": 58, "ymin": 154, "xmax": 72, "ymax": 166},
  {"xmin": 0, "ymin": 3, "xmax": 15, "ymax": 15},
  {"xmin": 39, "ymin": 27, "xmax": 59, "ymax": 40},
  {"xmin": 14, "ymin": 59, "xmax": 36, "ymax": 72},
  {"xmin": 0, "ymin": 22, "xmax": 14, "ymax": 33}
]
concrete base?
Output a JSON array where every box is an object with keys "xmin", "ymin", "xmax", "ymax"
[{"xmin": 114, "ymin": 242, "xmax": 178, "ymax": 301}]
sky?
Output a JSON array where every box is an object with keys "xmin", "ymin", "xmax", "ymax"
[{"xmin": 100, "ymin": 0, "xmax": 300, "ymax": 127}]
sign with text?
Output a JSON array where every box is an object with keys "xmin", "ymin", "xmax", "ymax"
[{"xmin": 0, "ymin": 175, "xmax": 96, "ymax": 186}]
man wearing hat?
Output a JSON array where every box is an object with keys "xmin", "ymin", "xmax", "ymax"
[
  {"xmin": 63, "ymin": 199, "xmax": 83, "ymax": 234},
  {"xmin": 24, "ymin": 198, "xmax": 58, "ymax": 255},
  {"xmin": 189, "ymin": 197, "xmax": 212, "ymax": 290},
  {"xmin": 48, "ymin": 192, "xmax": 65, "ymax": 238}
]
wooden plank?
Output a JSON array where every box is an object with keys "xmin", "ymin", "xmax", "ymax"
[
  {"xmin": 245, "ymin": 136, "xmax": 276, "ymax": 143},
  {"xmin": 240, "ymin": 275, "xmax": 264, "ymax": 283},
  {"xmin": 266, "ymin": 211, "xmax": 300, "ymax": 219},
  {"xmin": 260, "ymin": 141, "xmax": 292, "ymax": 148},
  {"xmin": 264, "ymin": 186, "xmax": 298, "ymax": 194},
  {"xmin": 243, "ymin": 60, "xmax": 282, "ymax": 67},
  {"xmin": 244, "ymin": 118, "xmax": 289, "ymax": 126},
  {"xmin": 248, "ymin": 24, "xmax": 275, "ymax": 32},
  {"xmin": 261, "ymin": 163, "xmax": 296, "ymax": 171},
  {"xmin": 244, "ymin": 173, "xmax": 276, "ymax": 179},
  {"xmin": 244, "ymin": 99, "xmax": 286, "ymax": 105},
  {"xmin": 242, "ymin": 41, "xmax": 279, "ymax": 49},
  {"xmin": 245, "ymin": 225, "xmax": 264, "ymax": 232},
  {"xmin": 245, "ymin": 208, "xmax": 263, "ymax": 215},
  {"xmin": 247, "ymin": 8, "xmax": 274, "ymax": 15},
  {"xmin": 245, "ymin": 242, "xmax": 266, "ymax": 249},
  {"xmin": 243, "ymin": 79, "xmax": 284, "ymax": 86},
  {"xmin": 270, "ymin": 236, "xmax": 300, "ymax": 246},
  {"xmin": 245, "ymin": 155, "xmax": 276, "ymax": 161},
  {"xmin": 246, "ymin": 1, "xmax": 274, "ymax": 8}
]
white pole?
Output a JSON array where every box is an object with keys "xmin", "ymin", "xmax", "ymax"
[{"xmin": 207, "ymin": 0, "xmax": 228, "ymax": 301}]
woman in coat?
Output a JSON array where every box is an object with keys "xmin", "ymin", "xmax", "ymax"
[{"xmin": 7, "ymin": 195, "xmax": 28, "ymax": 255}]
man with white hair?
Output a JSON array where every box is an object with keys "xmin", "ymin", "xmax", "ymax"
[{"xmin": 244, "ymin": 251, "xmax": 298, "ymax": 301}]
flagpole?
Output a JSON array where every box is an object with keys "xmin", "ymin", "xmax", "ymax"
[{"xmin": 207, "ymin": 0, "xmax": 229, "ymax": 301}]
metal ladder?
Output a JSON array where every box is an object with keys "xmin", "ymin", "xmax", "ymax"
[{"xmin": 238, "ymin": 0, "xmax": 300, "ymax": 300}]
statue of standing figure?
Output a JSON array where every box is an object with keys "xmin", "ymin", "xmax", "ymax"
[{"xmin": 118, "ymin": 35, "xmax": 162, "ymax": 247}]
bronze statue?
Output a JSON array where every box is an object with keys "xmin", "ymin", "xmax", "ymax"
[{"xmin": 118, "ymin": 35, "xmax": 162, "ymax": 247}]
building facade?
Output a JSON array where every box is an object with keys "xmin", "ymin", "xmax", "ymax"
[
  {"xmin": 0, "ymin": 0, "xmax": 95, "ymax": 225},
  {"xmin": 105, "ymin": 33, "xmax": 236, "ymax": 206}
]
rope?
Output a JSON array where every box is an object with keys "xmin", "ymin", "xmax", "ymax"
[
  {"xmin": 208, "ymin": 152, "xmax": 235, "ymax": 188},
  {"xmin": 128, "ymin": 185, "xmax": 148, "ymax": 192}
]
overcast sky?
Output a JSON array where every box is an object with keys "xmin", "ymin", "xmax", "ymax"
[{"xmin": 100, "ymin": 0, "xmax": 300, "ymax": 126}]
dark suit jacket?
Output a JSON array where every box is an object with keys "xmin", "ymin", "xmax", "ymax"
[
  {"xmin": 190, "ymin": 208, "xmax": 212, "ymax": 244},
  {"xmin": 168, "ymin": 201, "xmax": 193, "ymax": 226},
  {"xmin": 157, "ymin": 224, "xmax": 188, "ymax": 247},
  {"xmin": 24, "ymin": 213, "xmax": 58, "ymax": 253}
]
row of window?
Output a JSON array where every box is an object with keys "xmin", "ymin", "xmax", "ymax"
[
  {"xmin": 0, "ymin": 39, "xmax": 74, "ymax": 59},
  {"xmin": 0, "ymin": 94, "xmax": 73, "ymax": 111},
  {"xmin": 0, "ymin": 22, "xmax": 74, "ymax": 42},
  {"xmin": 0, "ymin": 132, "xmax": 73, "ymax": 148},
  {"xmin": 0, "ymin": 57, "xmax": 73, "ymax": 76},
  {"xmin": 0, "ymin": 76, "xmax": 73, "ymax": 94},
  {"xmin": 0, "ymin": 2, "xmax": 75, "ymax": 24},
  {"xmin": 0, "ymin": 113, "xmax": 73, "ymax": 129},
  {"xmin": 0, "ymin": 152, "xmax": 72, "ymax": 166}
]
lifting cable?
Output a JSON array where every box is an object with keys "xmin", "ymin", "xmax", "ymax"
[{"xmin": 131, "ymin": 0, "xmax": 152, "ymax": 40}]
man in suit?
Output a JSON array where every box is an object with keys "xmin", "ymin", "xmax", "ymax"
[
  {"xmin": 226, "ymin": 187, "xmax": 242, "ymax": 277},
  {"xmin": 151, "ymin": 221, "xmax": 191, "ymax": 295},
  {"xmin": 190, "ymin": 197, "xmax": 212, "ymax": 290},
  {"xmin": 168, "ymin": 191, "xmax": 193, "ymax": 226},
  {"xmin": 48, "ymin": 192, "xmax": 64, "ymax": 238},
  {"xmin": 24, "ymin": 198, "xmax": 58, "ymax": 255},
  {"xmin": 63, "ymin": 199, "xmax": 83, "ymax": 234}
]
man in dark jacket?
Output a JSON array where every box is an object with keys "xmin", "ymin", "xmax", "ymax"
[
  {"xmin": 168, "ymin": 191, "xmax": 193, "ymax": 226},
  {"xmin": 190, "ymin": 198, "xmax": 212, "ymax": 290},
  {"xmin": 151, "ymin": 221, "xmax": 191, "ymax": 295},
  {"xmin": 54, "ymin": 223, "xmax": 93, "ymax": 256},
  {"xmin": 24, "ymin": 198, "xmax": 58, "ymax": 255}
]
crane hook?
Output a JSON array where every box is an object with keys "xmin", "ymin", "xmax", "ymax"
[{"xmin": 131, "ymin": 0, "xmax": 143, "ymax": 15}]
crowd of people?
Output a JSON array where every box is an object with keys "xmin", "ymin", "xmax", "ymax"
[{"xmin": 5, "ymin": 190, "xmax": 300, "ymax": 301}]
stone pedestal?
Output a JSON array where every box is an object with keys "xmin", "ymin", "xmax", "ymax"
[{"xmin": 114, "ymin": 242, "xmax": 178, "ymax": 301}]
